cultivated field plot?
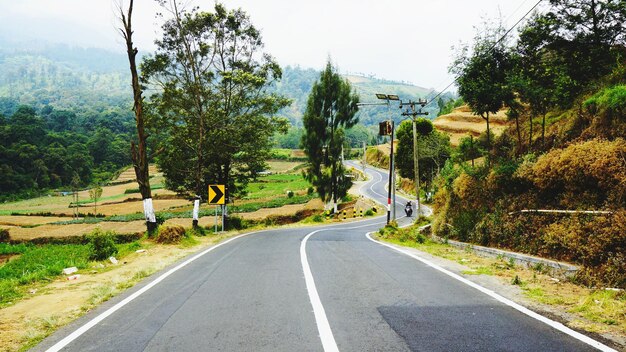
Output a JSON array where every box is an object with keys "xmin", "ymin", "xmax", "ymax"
[
  {"xmin": 433, "ymin": 105, "xmax": 509, "ymax": 146},
  {"xmin": 0, "ymin": 161, "xmax": 319, "ymax": 241}
]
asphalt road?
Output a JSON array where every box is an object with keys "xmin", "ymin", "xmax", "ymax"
[{"xmin": 33, "ymin": 162, "xmax": 613, "ymax": 352}]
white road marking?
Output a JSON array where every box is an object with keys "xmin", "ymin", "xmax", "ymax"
[
  {"xmin": 301, "ymin": 229, "xmax": 339, "ymax": 352},
  {"xmin": 301, "ymin": 221, "xmax": 387, "ymax": 352},
  {"xmin": 46, "ymin": 162, "xmax": 393, "ymax": 352},
  {"xmin": 44, "ymin": 231, "xmax": 259, "ymax": 352},
  {"xmin": 365, "ymin": 232, "xmax": 617, "ymax": 352}
]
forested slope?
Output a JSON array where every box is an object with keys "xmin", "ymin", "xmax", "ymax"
[{"xmin": 434, "ymin": 0, "xmax": 626, "ymax": 288}]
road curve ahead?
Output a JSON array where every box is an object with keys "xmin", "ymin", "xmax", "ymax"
[{"xmin": 33, "ymin": 162, "xmax": 613, "ymax": 352}]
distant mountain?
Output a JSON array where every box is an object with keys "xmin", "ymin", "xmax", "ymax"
[
  {"xmin": 0, "ymin": 41, "xmax": 131, "ymax": 117},
  {"xmin": 272, "ymin": 66, "xmax": 455, "ymax": 127},
  {"xmin": 0, "ymin": 42, "xmax": 455, "ymax": 126}
]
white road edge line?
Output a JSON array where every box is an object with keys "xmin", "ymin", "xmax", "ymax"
[
  {"xmin": 44, "ymin": 230, "xmax": 259, "ymax": 352},
  {"xmin": 301, "ymin": 230, "xmax": 339, "ymax": 352},
  {"xmin": 365, "ymin": 232, "xmax": 617, "ymax": 352},
  {"xmin": 301, "ymin": 221, "xmax": 387, "ymax": 352}
]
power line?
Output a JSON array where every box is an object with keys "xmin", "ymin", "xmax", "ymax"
[{"xmin": 425, "ymin": 0, "xmax": 544, "ymax": 107}]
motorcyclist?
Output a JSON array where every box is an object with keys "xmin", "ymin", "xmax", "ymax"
[{"xmin": 404, "ymin": 201, "xmax": 413, "ymax": 217}]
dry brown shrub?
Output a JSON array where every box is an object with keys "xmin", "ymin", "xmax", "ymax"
[
  {"xmin": 517, "ymin": 138, "xmax": 626, "ymax": 208},
  {"xmin": 155, "ymin": 226, "xmax": 186, "ymax": 244},
  {"xmin": 452, "ymin": 173, "xmax": 484, "ymax": 210},
  {"xmin": 0, "ymin": 228, "xmax": 9, "ymax": 242}
]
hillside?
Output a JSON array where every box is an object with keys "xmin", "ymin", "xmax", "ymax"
[
  {"xmin": 0, "ymin": 42, "xmax": 453, "ymax": 127},
  {"xmin": 433, "ymin": 105, "xmax": 509, "ymax": 146},
  {"xmin": 0, "ymin": 42, "xmax": 130, "ymax": 117}
]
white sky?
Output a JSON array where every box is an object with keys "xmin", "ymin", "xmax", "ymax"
[{"xmin": 0, "ymin": 0, "xmax": 543, "ymax": 91}]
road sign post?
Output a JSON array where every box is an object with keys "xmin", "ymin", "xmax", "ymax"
[{"xmin": 209, "ymin": 185, "xmax": 225, "ymax": 232}]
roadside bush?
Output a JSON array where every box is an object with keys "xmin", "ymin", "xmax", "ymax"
[
  {"xmin": 287, "ymin": 190, "xmax": 294, "ymax": 198},
  {"xmin": 378, "ymin": 224, "xmax": 427, "ymax": 244},
  {"xmin": 0, "ymin": 229, "xmax": 9, "ymax": 243},
  {"xmin": 310, "ymin": 214, "xmax": 324, "ymax": 223},
  {"xmin": 187, "ymin": 226, "xmax": 207, "ymax": 237},
  {"xmin": 225, "ymin": 216, "xmax": 247, "ymax": 230},
  {"xmin": 516, "ymin": 139, "xmax": 626, "ymax": 208},
  {"xmin": 307, "ymin": 186, "xmax": 314, "ymax": 195},
  {"xmin": 155, "ymin": 226, "xmax": 186, "ymax": 244},
  {"xmin": 365, "ymin": 209, "xmax": 374, "ymax": 216},
  {"xmin": 87, "ymin": 229, "xmax": 118, "ymax": 261}
]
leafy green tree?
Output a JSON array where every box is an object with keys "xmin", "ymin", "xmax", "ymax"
[
  {"xmin": 455, "ymin": 135, "xmax": 483, "ymax": 167},
  {"xmin": 273, "ymin": 126, "xmax": 303, "ymax": 149},
  {"xmin": 142, "ymin": 2, "xmax": 289, "ymax": 199},
  {"xmin": 451, "ymin": 22, "xmax": 514, "ymax": 162},
  {"xmin": 395, "ymin": 119, "xmax": 450, "ymax": 186},
  {"xmin": 513, "ymin": 0, "xmax": 626, "ymax": 149},
  {"xmin": 301, "ymin": 60, "xmax": 359, "ymax": 211}
]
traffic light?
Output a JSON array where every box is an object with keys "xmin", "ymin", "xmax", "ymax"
[{"xmin": 379, "ymin": 121, "xmax": 392, "ymax": 136}]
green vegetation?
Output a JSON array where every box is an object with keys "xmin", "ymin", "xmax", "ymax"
[
  {"xmin": 245, "ymin": 173, "xmax": 310, "ymax": 200},
  {"xmin": 124, "ymin": 184, "xmax": 164, "ymax": 194},
  {"xmin": 0, "ymin": 106, "xmax": 132, "ymax": 201},
  {"xmin": 87, "ymin": 229, "xmax": 118, "ymax": 261},
  {"xmin": 437, "ymin": 97, "xmax": 464, "ymax": 117},
  {"xmin": 0, "ymin": 244, "xmax": 91, "ymax": 304},
  {"xmin": 394, "ymin": 118, "xmax": 451, "ymax": 191},
  {"xmin": 301, "ymin": 60, "xmax": 359, "ymax": 209},
  {"xmin": 435, "ymin": 0, "xmax": 626, "ymax": 288},
  {"xmin": 142, "ymin": 3, "xmax": 290, "ymax": 200}
]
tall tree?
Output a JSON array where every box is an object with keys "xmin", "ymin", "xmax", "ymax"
[
  {"xmin": 514, "ymin": 0, "xmax": 626, "ymax": 149},
  {"xmin": 395, "ymin": 119, "xmax": 450, "ymax": 185},
  {"xmin": 451, "ymin": 22, "xmax": 514, "ymax": 163},
  {"xmin": 301, "ymin": 60, "xmax": 359, "ymax": 212},
  {"xmin": 118, "ymin": 0, "xmax": 157, "ymax": 232},
  {"xmin": 142, "ymin": 2, "xmax": 289, "ymax": 203}
]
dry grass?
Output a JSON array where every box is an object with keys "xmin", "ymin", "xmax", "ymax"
[
  {"xmin": 114, "ymin": 165, "xmax": 159, "ymax": 182},
  {"xmin": 433, "ymin": 105, "xmax": 510, "ymax": 147},
  {"xmin": 7, "ymin": 221, "xmax": 147, "ymax": 241},
  {"xmin": 76, "ymin": 199, "xmax": 190, "ymax": 217},
  {"xmin": 237, "ymin": 198, "xmax": 323, "ymax": 220},
  {"xmin": 0, "ymin": 216, "xmax": 74, "ymax": 227},
  {"xmin": 265, "ymin": 161, "xmax": 303, "ymax": 173}
]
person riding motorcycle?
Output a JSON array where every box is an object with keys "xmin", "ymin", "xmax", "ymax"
[{"xmin": 404, "ymin": 201, "xmax": 413, "ymax": 217}]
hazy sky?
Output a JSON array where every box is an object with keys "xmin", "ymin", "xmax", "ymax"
[{"xmin": 0, "ymin": 0, "xmax": 543, "ymax": 91}]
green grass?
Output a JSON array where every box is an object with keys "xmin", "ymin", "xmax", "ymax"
[
  {"xmin": 462, "ymin": 266, "xmax": 494, "ymax": 276},
  {"xmin": 73, "ymin": 193, "xmax": 127, "ymax": 205},
  {"xmin": 0, "ymin": 243, "xmax": 32, "ymax": 255},
  {"xmin": 124, "ymin": 184, "xmax": 164, "ymax": 194},
  {"xmin": 245, "ymin": 173, "xmax": 310, "ymax": 200},
  {"xmin": 0, "ymin": 244, "xmax": 91, "ymax": 305},
  {"xmin": 569, "ymin": 289, "xmax": 626, "ymax": 326}
]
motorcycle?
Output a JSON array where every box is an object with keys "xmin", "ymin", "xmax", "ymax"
[{"xmin": 404, "ymin": 203, "xmax": 413, "ymax": 217}]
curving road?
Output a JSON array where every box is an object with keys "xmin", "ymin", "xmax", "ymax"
[{"xmin": 33, "ymin": 162, "xmax": 613, "ymax": 352}]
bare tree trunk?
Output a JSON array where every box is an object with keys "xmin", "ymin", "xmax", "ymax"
[
  {"xmin": 515, "ymin": 115, "xmax": 522, "ymax": 155},
  {"xmin": 483, "ymin": 112, "xmax": 490, "ymax": 168},
  {"xmin": 541, "ymin": 113, "xmax": 546, "ymax": 150},
  {"xmin": 529, "ymin": 114, "xmax": 533, "ymax": 152},
  {"xmin": 119, "ymin": 0, "xmax": 157, "ymax": 233}
]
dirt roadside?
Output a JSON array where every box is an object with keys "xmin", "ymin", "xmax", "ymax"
[
  {"xmin": 0, "ymin": 233, "xmax": 239, "ymax": 352},
  {"xmin": 376, "ymin": 238, "xmax": 626, "ymax": 351}
]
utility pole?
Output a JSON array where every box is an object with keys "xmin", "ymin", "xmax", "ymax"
[
  {"xmin": 362, "ymin": 141, "xmax": 366, "ymax": 175},
  {"xmin": 400, "ymin": 98, "xmax": 428, "ymax": 217},
  {"xmin": 359, "ymin": 93, "xmax": 400, "ymax": 224}
]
